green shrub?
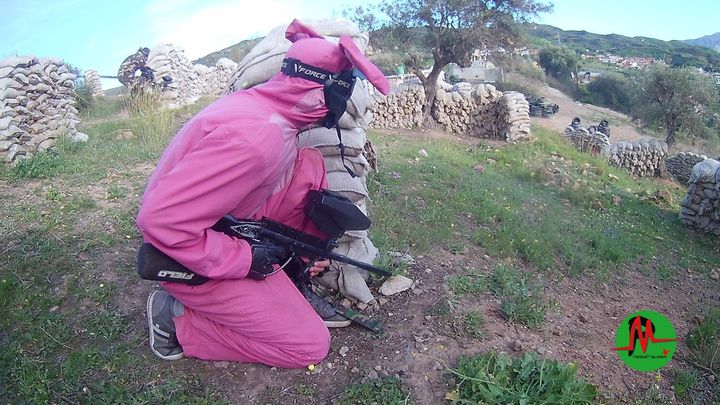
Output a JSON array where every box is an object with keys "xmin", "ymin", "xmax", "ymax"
[
  {"xmin": 447, "ymin": 352, "xmax": 596, "ymax": 404},
  {"xmin": 580, "ymin": 73, "xmax": 633, "ymax": 114},
  {"xmin": 9, "ymin": 150, "xmax": 65, "ymax": 180},
  {"xmin": 73, "ymin": 77, "xmax": 96, "ymax": 115}
]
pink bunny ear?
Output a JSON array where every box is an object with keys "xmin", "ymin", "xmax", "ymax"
[
  {"xmin": 285, "ymin": 19, "xmax": 324, "ymax": 42},
  {"xmin": 339, "ymin": 36, "xmax": 390, "ymax": 95}
]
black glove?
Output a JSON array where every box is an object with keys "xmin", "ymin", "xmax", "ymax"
[{"xmin": 247, "ymin": 241, "xmax": 289, "ymax": 280}]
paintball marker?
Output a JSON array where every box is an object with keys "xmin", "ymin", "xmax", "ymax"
[{"xmin": 137, "ymin": 189, "xmax": 391, "ymax": 285}]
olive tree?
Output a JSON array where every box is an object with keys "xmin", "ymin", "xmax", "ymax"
[
  {"xmin": 347, "ymin": 0, "xmax": 552, "ymax": 120},
  {"xmin": 633, "ymin": 66, "xmax": 717, "ymax": 148}
]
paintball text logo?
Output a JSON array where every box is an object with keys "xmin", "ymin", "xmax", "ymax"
[{"xmin": 612, "ymin": 310, "xmax": 677, "ymax": 371}]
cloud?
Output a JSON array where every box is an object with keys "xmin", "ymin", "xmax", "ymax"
[{"xmin": 143, "ymin": 0, "xmax": 304, "ymax": 60}]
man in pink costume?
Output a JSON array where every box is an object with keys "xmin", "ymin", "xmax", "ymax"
[{"xmin": 136, "ymin": 20, "xmax": 389, "ymax": 367}]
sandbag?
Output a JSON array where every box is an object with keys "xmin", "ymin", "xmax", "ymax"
[
  {"xmin": 327, "ymin": 171, "xmax": 369, "ymax": 202},
  {"xmin": 298, "ymin": 126, "xmax": 366, "ymax": 157}
]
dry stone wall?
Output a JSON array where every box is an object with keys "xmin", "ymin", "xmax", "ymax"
[
  {"xmin": 83, "ymin": 69, "xmax": 103, "ymax": 97},
  {"xmin": 680, "ymin": 159, "xmax": 720, "ymax": 235},
  {"xmin": 369, "ymin": 84, "xmax": 425, "ymax": 129},
  {"xmin": 601, "ymin": 139, "xmax": 668, "ymax": 177},
  {"xmin": 666, "ymin": 152, "xmax": 708, "ymax": 184},
  {"xmin": 1, "ymin": 55, "xmax": 86, "ymax": 163},
  {"xmin": 370, "ymin": 83, "xmax": 532, "ymax": 142}
]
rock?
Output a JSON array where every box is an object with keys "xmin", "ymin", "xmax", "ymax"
[
  {"xmin": 367, "ymin": 370, "xmax": 379, "ymax": 379},
  {"xmin": 711, "ymin": 270, "xmax": 719, "ymax": 280},
  {"xmin": 339, "ymin": 346, "xmax": 350, "ymax": 357},
  {"xmin": 418, "ymin": 149, "xmax": 428, "ymax": 157},
  {"xmin": 552, "ymin": 328, "xmax": 563, "ymax": 336},
  {"xmin": 578, "ymin": 313, "xmax": 589, "ymax": 323},
  {"xmin": 374, "ymin": 365, "xmax": 383, "ymax": 371},
  {"xmin": 70, "ymin": 132, "xmax": 89, "ymax": 142},
  {"xmin": 351, "ymin": 367, "xmax": 360, "ymax": 374},
  {"xmin": 510, "ymin": 339, "xmax": 523, "ymax": 352},
  {"xmin": 214, "ymin": 361, "xmax": 230, "ymax": 368},
  {"xmin": 379, "ymin": 275, "xmax": 415, "ymax": 296},
  {"xmin": 356, "ymin": 302, "xmax": 369, "ymax": 311},
  {"xmin": 474, "ymin": 164, "xmax": 485, "ymax": 174},
  {"xmin": 611, "ymin": 195, "xmax": 622, "ymax": 206}
]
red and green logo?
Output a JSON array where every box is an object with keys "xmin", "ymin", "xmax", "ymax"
[{"xmin": 612, "ymin": 310, "xmax": 677, "ymax": 371}]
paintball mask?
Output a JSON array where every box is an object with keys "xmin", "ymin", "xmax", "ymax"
[{"xmin": 280, "ymin": 58, "xmax": 357, "ymax": 129}]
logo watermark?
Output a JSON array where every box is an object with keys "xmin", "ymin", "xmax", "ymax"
[{"xmin": 613, "ymin": 310, "xmax": 677, "ymax": 371}]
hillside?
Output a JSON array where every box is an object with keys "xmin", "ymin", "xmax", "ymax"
[
  {"xmin": 524, "ymin": 23, "xmax": 720, "ymax": 70},
  {"xmin": 192, "ymin": 23, "xmax": 720, "ymax": 73},
  {"xmin": 685, "ymin": 32, "xmax": 720, "ymax": 52},
  {"xmin": 192, "ymin": 37, "xmax": 262, "ymax": 66}
]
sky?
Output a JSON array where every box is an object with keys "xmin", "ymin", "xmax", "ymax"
[{"xmin": 2, "ymin": 0, "xmax": 719, "ymax": 89}]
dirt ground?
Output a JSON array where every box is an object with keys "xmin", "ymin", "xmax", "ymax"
[{"xmin": 115, "ymin": 128, "xmax": 718, "ymax": 405}]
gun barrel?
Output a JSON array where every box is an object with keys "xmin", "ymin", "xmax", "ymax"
[{"xmin": 329, "ymin": 251, "xmax": 393, "ymax": 277}]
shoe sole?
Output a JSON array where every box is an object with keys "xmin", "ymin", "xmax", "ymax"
[
  {"xmin": 147, "ymin": 290, "xmax": 184, "ymax": 361},
  {"xmin": 324, "ymin": 318, "xmax": 352, "ymax": 328}
]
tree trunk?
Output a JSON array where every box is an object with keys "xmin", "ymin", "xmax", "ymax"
[
  {"xmin": 665, "ymin": 127, "xmax": 676, "ymax": 149},
  {"xmin": 421, "ymin": 62, "xmax": 446, "ymax": 123}
]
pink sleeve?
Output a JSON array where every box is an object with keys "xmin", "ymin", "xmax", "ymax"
[{"xmin": 137, "ymin": 125, "xmax": 281, "ymax": 280}]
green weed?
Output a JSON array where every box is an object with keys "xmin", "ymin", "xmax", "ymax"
[
  {"xmin": 447, "ymin": 352, "xmax": 596, "ymax": 404},
  {"xmin": 671, "ymin": 367, "xmax": 700, "ymax": 401}
]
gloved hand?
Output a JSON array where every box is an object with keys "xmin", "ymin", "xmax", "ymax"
[{"xmin": 247, "ymin": 241, "xmax": 289, "ymax": 280}]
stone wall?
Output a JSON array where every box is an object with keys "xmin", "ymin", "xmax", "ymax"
[
  {"xmin": 1, "ymin": 55, "xmax": 85, "ymax": 163},
  {"xmin": 601, "ymin": 139, "xmax": 668, "ymax": 177},
  {"xmin": 564, "ymin": 127, "xmax": 610, "ymax": 154},
  {"xmin": 369, "ymin": 83, "xmax": 425, "ymax": 129},
  {"xmin": 680, "ymin": 159, "xmax": 720, "ymax": 235},
  {"xmin": 666, "ymin": 152, "xmax": 707, "ymax": 184},
  {"xmin": 369, "ymin": 83, "xmax": 532, "ymax": 142},
  {"xmin": 83, "ymin": 69, "xmax": 103, "ymax": 97},
  {"xmin": 193, "ymin": 58, "xmax": 238, "ymax": 97},
  {"xmin": 146, "ymin": 44, "xmax": 204, "ymax": 108}
]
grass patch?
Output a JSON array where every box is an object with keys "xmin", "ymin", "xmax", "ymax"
[
  {"xmin": 367, "ymin": 127, "xmax": 720, "ymax": 276},
  {"xmin": 671, "ymin": 367, "xmax": 701, "ymax": 402},
  {"xmin": 489, "ymin": 263, "xmax": 550, "ymax": 327},
  {"xmin": 0, "ymin": 95, "xmax": 223, "ymax": 403},
  {"xmin": 448, "ymin": 263, "xmax": 550, "ymax": 328},
  {"xmin": 336, "ymin": 378, "xmax": 411, "ymax": 405},
  {"xmin": 447, "ymin": 352, "xmax": 596, "ymax": 404}
]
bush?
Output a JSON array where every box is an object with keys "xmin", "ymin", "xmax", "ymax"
[
  {"xmin": 73, "ymin": 76, "xmax": 95, "ymax": 115},
  {"xmin": 580, "ymin": 73, "xmax": 633, "ymax": 114}
]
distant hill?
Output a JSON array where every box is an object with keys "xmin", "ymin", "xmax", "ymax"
[
  {"xmin": 684, "ymin": 32, "xmax": 720, "ymax": 52},
  {"xmin": 523, "ymin": 23, "xmax": 720, "ymax": 70},
  {"xmin": 192, "ymin": 37, "xmax": 262, "ymax": 66},
  {"xmin": 189, "ymin": 23, "xmax": 720, "ymax": 72}
]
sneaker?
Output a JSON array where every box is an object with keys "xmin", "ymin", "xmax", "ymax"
[
  {"xmin": 146, "ymin": 289, "xmax": 184, "ymax": 360},
  {"xmin": 297, "ymin": 282, "xmax": 351, "ymax": 328}
]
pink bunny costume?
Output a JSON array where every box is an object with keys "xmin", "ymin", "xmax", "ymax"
[{"xmin": 136, "ymin": 20, "xmax": 389, "ymax": 367}]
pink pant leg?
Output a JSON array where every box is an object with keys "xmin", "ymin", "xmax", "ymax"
[{"xmin": 162, "ymin": 271, "xmax": 330, "ymax": 368}]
